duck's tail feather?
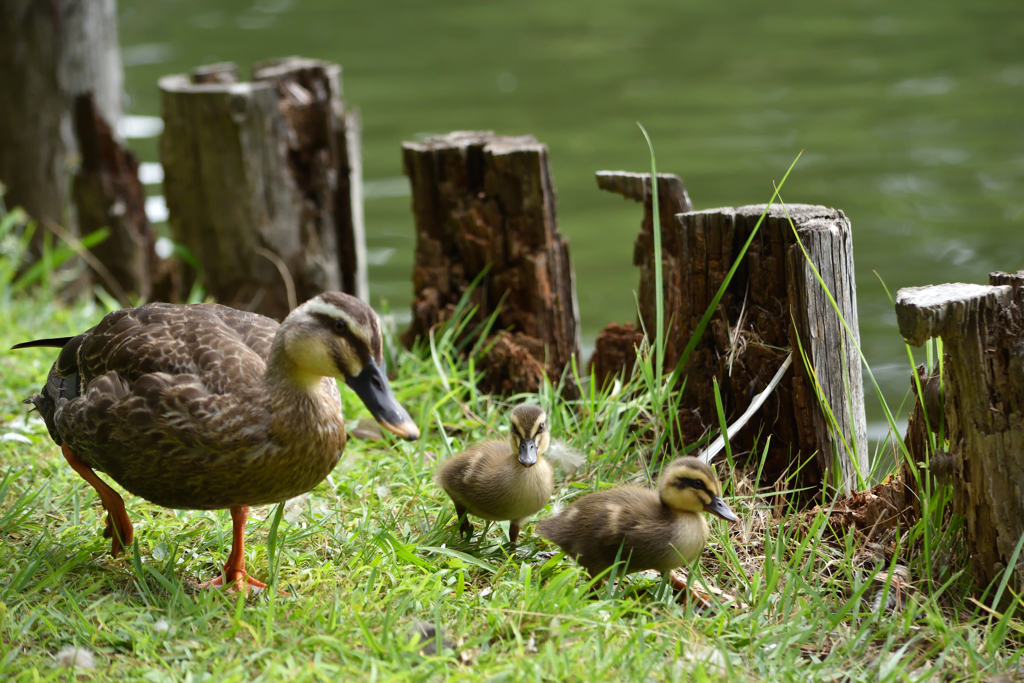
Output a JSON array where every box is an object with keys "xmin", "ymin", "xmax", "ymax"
[{"xmin": 11, "ymin": 337, "xmax": 75, "ymax": 350}]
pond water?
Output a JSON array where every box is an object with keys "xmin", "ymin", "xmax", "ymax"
[{"xmin": 118, "ymin": 0, "xmax": 1024, "ymax": 433}]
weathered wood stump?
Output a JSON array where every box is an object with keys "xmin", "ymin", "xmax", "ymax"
[
  {"xmin": 589, "ymin": 172, "xmax": 692, "ymax": 386},
  {"xmin": 899, "ymin": 363, "xmax": 951, "ymax": 521},
  {"xmin": 402, "ymin": 131, "xmax": 581, "ymax": 394},
  {"xmin": 0, "ymin": 0, "xmax": 123, "ymax": 283},
  {"xmin": 895, "ymin": 272, "xmax": 1024, "ymax": 596},
  {"xmin": 71, "ymin": 94, "xmax": 156, "ymax": 304},
  {"xmin": 590, "ymin": 323, "xmax": 645, "ymax": 389},
  {"xmin": 593, "ymin": 187, "xmax": 869, "ymax": 495},
  {"xmin": 159, "ymin": 57, "xmax": 365, "ymax": 318}
]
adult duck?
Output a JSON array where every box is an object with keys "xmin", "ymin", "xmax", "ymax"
[{"xmin": 14, "ymin": 292, "xmax": 419, "ymax": 589}]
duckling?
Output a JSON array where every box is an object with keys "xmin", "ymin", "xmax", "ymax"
[
  {"xmin": 14, "ymin": 292, "xmax": 419, "ymax": 590},
  {"xmin": 434, "ymin": 404, "xmax": 554, "ymax": 544},
  {"xmin": 536, "ymin": 457, "xmax": 736, "ymax": 583}
]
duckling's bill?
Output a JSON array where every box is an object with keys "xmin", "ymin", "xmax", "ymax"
[
  {"xmin": 345, "ymin": 359, "xmax": 419, "ymax": 440},
  {"xmin": 518, "ymin": 438, "xmax": 538, "ymax": 467},
  {"xmin": 704, "ymin": 496, "xmax": 738, "ymax": 522}
]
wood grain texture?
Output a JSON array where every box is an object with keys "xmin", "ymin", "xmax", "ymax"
[
  {"xmin": 402, "ymin": 131, "xmax": 581, "ymax": 394},
  {"xmin": 895, "ymin": 271, "xmax": 1024, "ymax": 598},
  {"xmin": 159, "ymin": 57, "xmax": 365, "ymax": 319},
  {"xmin": 784, "ymin": 206, "xmax": 869, "ymax": 493}
]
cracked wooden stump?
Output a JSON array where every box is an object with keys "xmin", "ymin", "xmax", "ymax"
[
  {"xmin": 588, "ymin": 172, "xmax": 692, "ymax": 388},
  {"xmin": 895, "ymin": 272, "xmax": 1024, "ymax": 597},
  {"xmin": 402, "ymin": 131, "xmax": 581, "ymax": 395},
  {"xmin": 71, "ymin": 93, "xmax": 160, "ymax": 303},
  {"xmin": 594, "ymin": 184, "xmax": 868, "ymax": 496},
  {"xmin": 159, "ymin": 57, "xmax": 365, "ymax": 318}
]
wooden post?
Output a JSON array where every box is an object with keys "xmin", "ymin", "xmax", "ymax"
[
  {"xmin": 784, "ymin": 206, "xmax": 869, "ymax": 493},
  {"xmin": 589, "ymin": 172, "xmax": 692, "ymax": 387},
  {"xmin": 895, "ymin": 273, "xmax": 1024, "ymax": 596},
  {"xmin": 402, "ymin": 131, "xmax": 581, "ymax": 394},
  {"xmin": 595, "ymin": 191, "xmax": 868, "ymax": 495},
  {"xmin": 680, "ymin": 205, "xmax": 868, "ymax": 494},
  {"xmin": 159, "ymin": 57, "xmax": 365, "ymax": 319},
  {"xmin": 71, "ymin": 94, "xmax": 156, "ymax": 304},
  {"xmin": 0, "ymin": 0, "xmax": 123, "ymax": 271}
]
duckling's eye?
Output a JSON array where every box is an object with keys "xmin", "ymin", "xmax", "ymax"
[
  {"xmin": 332, "ymin": 319, "xmax": 348, "ymax": 334},
  {"xmin": 536, "ymin": 423, "xmax": 546, "ymax": 434}
]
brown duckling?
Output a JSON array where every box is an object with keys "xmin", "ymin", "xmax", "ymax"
[
  {"xmin": 434, "ymin": 404, "xmax": 554, "ymax": 544},
  {"xmin": 14, "ymin": 292, "xmax": 419, "ymax": 590},
  {"xmin": 536, "ymin": 457, "xmax": 737, "ymax": 583}
]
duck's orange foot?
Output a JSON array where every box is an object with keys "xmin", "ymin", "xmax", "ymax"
[
  {"xmin": 101, "ymin": 510, "xmax": 134, "ymax": 557},
  {"xmin": 668, "ymin": 570, "xmax": 748, "ymax": 611},
  {"xmin": 669, "ymin": 571, "xmax": 714, "ymax": 611},
  {"xmin": 195, "ymin": 572, "xmax": 268, "ymax": 594},
  {"xmin": 61, "ymin": 444, "xmax": 133, "ymax": 556}
]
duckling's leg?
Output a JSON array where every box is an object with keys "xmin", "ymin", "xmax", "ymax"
[
  {"xmin": 454, "ymin": 503, "xmax": 472, "ymax": 538},
  {"xmin": 196, "ymin": 506, "xmax": 268, "ymax": 591},
  {"xmin": 508, "ymin": 519, "xmax": 522, "ymax": 545},
  {"xmin": 61, "ymin": 443, "xmax": 134, "ymax": 556}
]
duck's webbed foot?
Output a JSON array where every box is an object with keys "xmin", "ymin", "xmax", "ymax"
[
  {"xmin": 195, "ymin": 571, "xmax": 268, "ymax": 592},
  {"xmin": 668, "ymin": 570, "xmax": 714, "ymax": 611},
  {"xmin": 61, "ymin": 443, "xmax": 134, "ymax": 556},
  {"xmin": 194, "ymin": 506, "xmax": 269, "ymax": 594}
]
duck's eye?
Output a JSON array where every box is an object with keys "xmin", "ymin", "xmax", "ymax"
[
  {"xmin": 536, "ymin": 423, "xmax": 546, "ymax": 433},
  {"xmin": 332, "ymin": 319, "xmax": 347, "ymax": 334}
]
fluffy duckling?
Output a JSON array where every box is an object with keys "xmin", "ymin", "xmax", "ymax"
[
  {"xmin": 434, "ymin": 404, "xmax": 554, "ymax": 544},
  {"xmin": 536, "ymin": 457, "xmax": 736, "ymax": 582}
]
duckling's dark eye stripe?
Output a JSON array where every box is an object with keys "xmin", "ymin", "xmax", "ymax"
[{"xmin": 674, "ymin": 477, "xmax": 707, "ymax": 491}]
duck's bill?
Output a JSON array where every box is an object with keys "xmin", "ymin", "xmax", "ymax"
[
  {"xmin": 346, "ymin": 360, "xmax": 419, "ymax": 441},
  {"xmin": 704, "ymin": 496, "xmax": 738, "ymax": 522},
  {"xmin": 518, "ymin": 438, "xmax": 538, "ymax": 467}
]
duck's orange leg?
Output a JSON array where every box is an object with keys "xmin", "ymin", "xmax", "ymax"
[
  {"xmin": 61, "ymin": 443, "xmax": 133, "ymax": 556},
  {"xmin": 196, "ymin": 506, "xmax": 268, "ymax": 592},
  {"xmin": 669, "ymin": 570, "xmax": 714, "ymax": 610}
]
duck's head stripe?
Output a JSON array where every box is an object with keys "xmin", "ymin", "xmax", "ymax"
[{"xmin": 304, "ymin": 298, "xmax": 382, "ymax": 362}]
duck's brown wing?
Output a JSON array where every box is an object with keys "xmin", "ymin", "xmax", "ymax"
[
  {"xmin": 72, "ymin": 303, "xmax": 277, "ymax": 391},
  {"xmin": 20, "ymin": 303, "xmax": 279, "ymax": 449}
]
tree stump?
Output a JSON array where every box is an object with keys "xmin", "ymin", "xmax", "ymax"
[
  {"xmin": 71, "ymin": 94, "xmax": 156, "ymax": 304},
  {"xmin": 899, "ymin": 363, "xmax": 950, "ymax": 521},
  {"xmin": 159, "ymin": 57, "xmax": 365, "ymax": 318},
  {"xmin": 589, "ymin": 172, "xmax": 692, "ymax": 386},
  {"xmin": 593, "ymin": 193, "xmax": 869, "ymax": 495},
  {"xmin": 0, "ymin": 0, "xmax": 123, "ymax": 275},
  {"xmin": 895, "ymin": 272, "xmax": 1024, "ymax": 596},
  {"xmin": 590, "ymin": 323, "xmax": 645, "ymax": 389},
  {"xmin": 401, "ymin": 131, "xmax": 581, "ymax": 394}
]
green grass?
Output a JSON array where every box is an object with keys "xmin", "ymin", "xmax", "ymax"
[{"xmin": 1, "ymin": 289, "xmax": 1022, "ymax": 682}]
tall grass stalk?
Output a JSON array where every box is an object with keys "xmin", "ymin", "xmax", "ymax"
[{"xmin": 636, "ymin": 123, "xmax": 664, "ymax": 388}]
